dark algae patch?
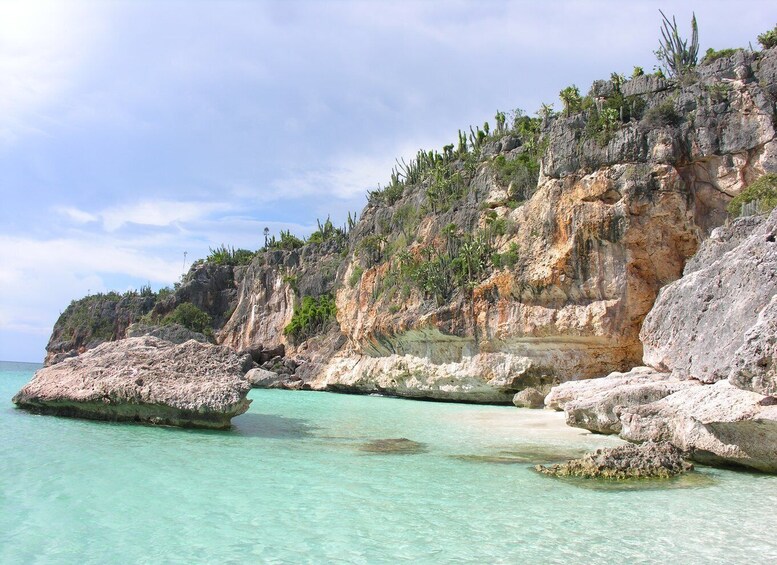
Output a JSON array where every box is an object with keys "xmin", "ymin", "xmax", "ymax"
[{"xmin": 359, "ymin": 438, "xmax": 428, "ymax": 455}]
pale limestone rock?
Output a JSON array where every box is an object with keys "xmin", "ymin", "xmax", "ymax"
[
  {"xmin": 619, "ymin": 381, "xmax": 777, "ymax": 473},
  {"xmin": 729, "ymin": 295, "xmax": 777, "ymax": 395},
  {"xmin": 641, "ymin": 210, "xmax": 777, "ymax": 383},
  {"xmin": 245, "ymin": 367, "xmax": 284, "ymax": 388},
  {"xmin": 13, "ymin": 336, "xmax": 252, "ymax": 429},
  {"xmin": 512, "ymin": 388, "xmax": 545, "ymax": 409},
  {"xmin": 545, "ymin": 367, "xmax": 699, "ymax": 434}
]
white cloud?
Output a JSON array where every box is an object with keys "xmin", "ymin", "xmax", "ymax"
[
  {"xmin": 56, "ymin": 206, "xmax": 98, "ymax": 224},
  {"xmin": 58, "ymin": 200, "xmax": 232, "ymax": 231},
  {"xmin": 0, "ymin": 1, "xmax": 107, "ymax": 146},
  {"xmin": 271, "ymin": 136, "xmax": 453, "ymax": 201}
]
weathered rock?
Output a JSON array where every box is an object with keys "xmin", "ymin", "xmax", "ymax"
[
  {"xmin": 545, "ymin": 367, "xmax": 699, "ymax": 434},
  {"xmin": 641, "ymin": 210, "xmax": 777, "ymax": 383},
  {"xmin": 318, "ymin": 350, "xmax": 558, "ymax": 403},
  {"xmin": 545, "ymin": 366, "xmax": 670, "ymax": 411},
  {"xmin": 13, "ymin": 336, "xmax": 252, "ymax": 429},
  {"xmin": 619, "ymin": 381, "xmax": 777, "ymax": 473},
  {"xmin": 535, "ymin": 441, "xmax": 693, "ymax": 479},
  {"xmin": 512, "ymin": 387, "xmax": 545, "ymax": 409},
  {"xmin": 245, "ymin": 367, "xmax": 285, "ymax": 388},
  {"xmin": 126, "ymin": 322, "xmax": 209, "ymax": 344},
  {"xmin": 729, "ymin": 295, "xmax": 777, "ymax": 396},
  {"xmin": 359, "ymin": 438, "xmax": 427, "ymax": 455},
  {"xmin": 152, "ymin": 262, "xmax": 239, "ymax": 329},
  {"xmin": 45, "ymin": 293, "xmax": 156, "ymax": 365}
]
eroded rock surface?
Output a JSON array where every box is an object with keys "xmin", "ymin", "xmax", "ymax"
[
  {"xmin": 641, "ymin": 211, "xmax": 777, "ymax": 382},
  {"xmin": 535, "ymin": 441, "xmax": 693, "ymax": 479},
  {"xmin": 13, "ymin": 336, "xmax": 252, "ymax": 429},
  {"xmin": 547, "ymin": 209, "xmax": 777, "ymax": 472},
  {"xmin": 619, "ymin": 381, "xmax": 777, "ymax": 473},
  {"xmin": 547, "ymin": 367, "xmax": 699, "ymax": 434}
]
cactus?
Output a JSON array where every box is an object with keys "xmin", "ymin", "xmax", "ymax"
[{"xmin": 655, "ymin": 10, "xmax": 698, "ymax": 77}]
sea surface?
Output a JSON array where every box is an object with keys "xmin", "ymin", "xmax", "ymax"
[{"xmin": 2, "ymin": 360, "xmax": 776, "ymax": 564}]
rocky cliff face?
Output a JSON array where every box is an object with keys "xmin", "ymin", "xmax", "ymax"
[
  {"xmin": 44, "ymin": 48, "xmax": 777, "ymax": 405},
  {"xmin": 220, "ymin": 48, "xmax": 776, "ymax": 402},
  {"xmin": 546, "ymin": 209, "xmax": 777, "ymax": 472},
  {"xmin": 45, "ymin": 262, "xmax": 241, "ymax": 366}
]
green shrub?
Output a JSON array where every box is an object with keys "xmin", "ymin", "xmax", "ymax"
[
  {"xmin": 758, "ymin": 25, "xmax": 777, "ymax": 49},
  {"xmin": 632, "ymin": 66, "xmax": 645, "ymax": 78},
  {"xmin": 162, "ymin": 303, "xmax": 211, "ymax": 333},
  {"xmin": 206, "ymin": 245, "xmax": 255, "ymax": 266},
  {"xmin": 266, "ymin": 230, "xmax": 305, "ymax": 251},
  {"xmin": 642, "ymin": 98, "xmax": 680, "ymax": 128},
  {"xmin": 701, "ymin": 47, "xmax": 738, "ymax": 64},
  {"xmin": 559, "ymin": 85, "xmax": 582, "ymax": 116},
  {"xmin": 727, "ymin": 174, "xmax": 777, "ymax": 217},
  {"xmin": 284, "ymin": 295, "xmax": 337, "ymax": 342},
  {"xmin": 349, "ymin": 266, "xmax": 364, "ymax": 288}
]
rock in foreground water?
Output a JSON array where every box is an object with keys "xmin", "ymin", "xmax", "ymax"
[
  {"xmin": 536, "ymin": 441, "xmax": 693, "ymax": 479},
  {"xmin": 13, "ymin": 336, "xmax": 252, "ymax": 429}
]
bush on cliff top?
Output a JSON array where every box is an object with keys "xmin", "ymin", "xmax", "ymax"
[
  {"xmin": 758, "ymin": 25, "xmax": 777, "ymax": 49},
  {"xmin": 206, "ymin": 244, "xmax": 255, "ymax": 266},
  {"xmin": 727, "ymin": 174, "xmax": 777, "ymax": 217}
]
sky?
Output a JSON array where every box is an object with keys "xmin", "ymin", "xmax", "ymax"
[{"xmin": 0, "ymin": 0, "xmax": 774, "ymax": 362}]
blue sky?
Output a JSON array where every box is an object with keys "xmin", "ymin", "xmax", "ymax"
[{"xmin": 1, "ymin": 0, "xmax": 774, "ymax": 362}]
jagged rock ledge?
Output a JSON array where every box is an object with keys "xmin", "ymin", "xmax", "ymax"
[
  {"xmin": 535, "ymin": 441, "xmax": 693, "ymax": 479},
  {"xmin": 13, "ymin": 336, "xmax": 253, "ymax": 429}
]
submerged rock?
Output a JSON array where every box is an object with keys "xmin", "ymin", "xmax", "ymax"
[
  {"xmin": 535, "ymin": 441, "xmax": 693, "ymax": 479},
  {"xmin": 359, "ymin": 438, "xmax": 427, "ymax": 455},
  {"xmin": 13, "ymin": 336, "xmax": 252, "ymax": 429}
]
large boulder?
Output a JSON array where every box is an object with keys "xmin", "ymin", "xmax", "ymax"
[
  {"xmin": 619, "ymin": 381, "xmax": 777, "ymax": 473},
  {"xmin": 13, "ymin": 336, "xmax": 252, "ymax": 429},
  {"xmin": 548, "ymin": 367, "xmax": 699, "ymax": 434},
  {"xmin": 728, "ymin": 295, "xmax": 777, "ymax": 395},
  {"xmin": 641, "ymin": 211, "xmax": 777, "ymax": 383}
]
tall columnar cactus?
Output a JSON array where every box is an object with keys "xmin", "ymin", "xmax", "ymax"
[{"xmin": 655, "ymin": 10, "xmax": 698, "ymax": 78}]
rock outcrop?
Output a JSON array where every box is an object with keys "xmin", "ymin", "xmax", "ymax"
[
  {"xmin": 546, "ymin": 209, "xmax": 777, "ymax": 472},
  {"xmin": 619, "ymin": 381, "xmax": 777, "ymax": 473},
  {"xmin": 126, "ymin": 322, "xmax": 209, "ymax": 344},
  {"xmin": 641, "ymin": 212, "xmax": 777, "ymax": 382},
  {"xmin": 216, "ymin": 48, "xmax": 776, "ymax": 401},
  {"xmin": 535, "ymin": 441, "xmax": 693, "ymax": 479},
  {"xmin": 45, "ymin": 292, "xmax": 157, "ymax": 365},
  {"xmin": 39, "ymin": 48, "xmax": 777, "ymax": 407},
  {"xmin": 545, "ymin": 367, "xmax": 699, "ymax": 434},
  {"xmin": 14, "ymin": 336, "xmax": 252, "ymax": 429}
]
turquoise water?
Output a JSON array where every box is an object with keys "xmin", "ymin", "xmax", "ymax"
[{"xmin": 2, "ymin": 360, "xmax": 777, "ymax": 564}]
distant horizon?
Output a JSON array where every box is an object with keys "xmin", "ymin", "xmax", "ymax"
[{"xmin": 2, "ymin": 0, "xmax": 775, "ymax": 362}]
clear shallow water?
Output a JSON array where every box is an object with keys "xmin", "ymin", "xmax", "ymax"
[{"xmin": 2, "ymin": 360, "xmax": 776, "ymax": 564}]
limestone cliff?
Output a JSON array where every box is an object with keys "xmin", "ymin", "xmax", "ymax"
[
  {"xmin": 229, "ymin": 47, "xmax": 776, "ymax": 402},
  {"xmin": 44, "ymin": 48, "xmax": 777, "ymax": 404},
  {"xmin": 545, "ymin": 209, "xmax": 777, "ymax": 472}
]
